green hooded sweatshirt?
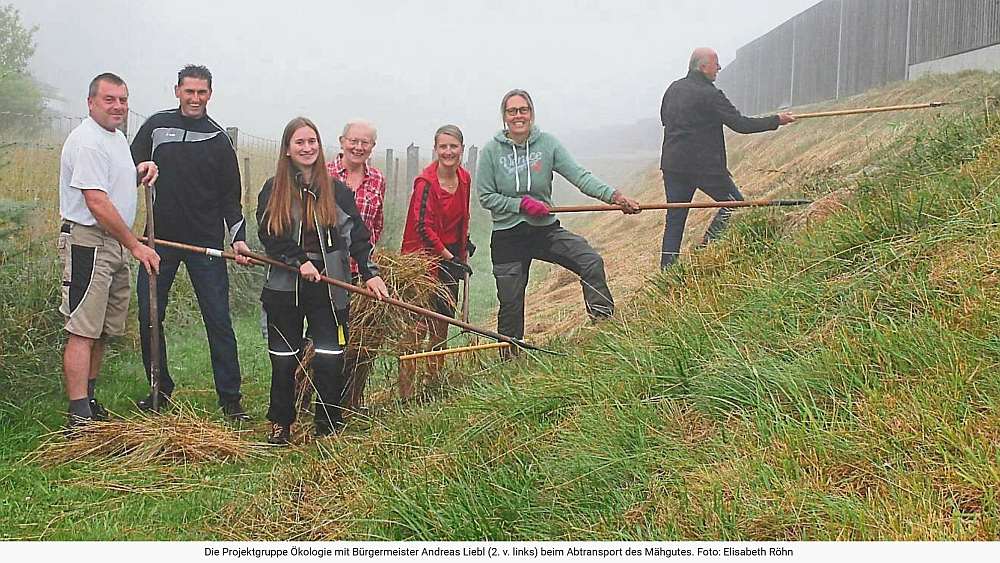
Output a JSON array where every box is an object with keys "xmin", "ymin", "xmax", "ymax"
[{"xmin": 475, "ymin": 126, "xmax": 616, "ymax": 231}]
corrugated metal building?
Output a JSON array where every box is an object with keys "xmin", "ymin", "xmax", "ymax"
[{"xmin": 715, "ymin": 0, "xmax": 1000, "ymax": 115}]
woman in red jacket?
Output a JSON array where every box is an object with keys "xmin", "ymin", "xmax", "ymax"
[{"xmin": 399, "ymin": 124, "xmax": 473, "ymax": 400}]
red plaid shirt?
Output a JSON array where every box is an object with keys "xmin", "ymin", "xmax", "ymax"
[{"xmin": 327, "ymin": 155, "xmax": 386, "ymax": 274}]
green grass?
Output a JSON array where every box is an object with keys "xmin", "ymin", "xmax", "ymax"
[{"xmin": 1, "ymin": 96, "xmax": 999, "ymax": 540}]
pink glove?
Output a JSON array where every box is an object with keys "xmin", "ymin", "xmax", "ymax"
[{"xmin": 519, "ymin": 196, "xmax": 550, "ymax": 217}]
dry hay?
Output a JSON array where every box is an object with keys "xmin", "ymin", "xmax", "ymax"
[
  {"xmin": 350, "ymin": 250, "xmax": 452, "ymax": 356},
  {"xmin": 291, "ymin": 250, "xmax": 451, "ymax": 409},
  {"xmin": 294, "ymin": 339, "xmax": 317, "ymax": 414},
  {"xmin": 217, "ymin": 442, "xmax": 382, "ymax": 540},
  {"xmin": 783, "ymin": 186, "xmax": 856, "ymax": 233},
  {"xmin": 27, "ymin": 407, "xmax": 258, "ymax": 468}
]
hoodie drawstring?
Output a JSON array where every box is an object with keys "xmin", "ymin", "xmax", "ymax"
[{"xmin": 511, "ymin": 138, "xmax": 531, "ymax": 193}]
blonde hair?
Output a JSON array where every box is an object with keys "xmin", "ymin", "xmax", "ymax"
[{"xmin": 434, "ymin": 124, "xmax": 464, "ymax": 146}]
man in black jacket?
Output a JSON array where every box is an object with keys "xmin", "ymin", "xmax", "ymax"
[
  {"xmin": 130, "ymin": 65, "xmax": 252, "ymax": 420},
  {"xmin": 659, "ymin": 47, "xmax": 795, "ymax": 269}
]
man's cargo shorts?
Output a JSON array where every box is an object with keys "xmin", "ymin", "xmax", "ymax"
[{"xmin": 57, "ymin": 221, "xmax": 131, "ymax": 339}]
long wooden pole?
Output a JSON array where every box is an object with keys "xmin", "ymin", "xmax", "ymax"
[
  {"xmin": 137, "ymin": 236, "xmax": 556, "ymax": 355},
  {"xmin": 792, "ymin": 101, "xmax": 946, "ymax": 120},
  {"xmin": 399, "ymin": 341, "xmax": 510, "ymax": 361},
  {"xmin": 142, "ymin": 183, "xmax": 161, "ymax": 411},
  {"xmin": 549, "ymin": 198, "xmax": 812, "ymax": 214}
]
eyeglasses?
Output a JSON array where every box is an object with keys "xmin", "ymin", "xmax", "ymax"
[
  {"xmin": 344, "ymin": 137, "xmax": 373, "ymax": 149},
  {"xmin": 504, "ymin": 106, "xmax": 532, "ymax": 116}
]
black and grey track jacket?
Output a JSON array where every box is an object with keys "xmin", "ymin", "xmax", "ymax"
[{"xmin": 130, "ymin": 108, "xmax": 246, "ymax": 248}]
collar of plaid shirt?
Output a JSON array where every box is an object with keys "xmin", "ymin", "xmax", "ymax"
[{"xmin": 331, "ymin": 154, "xmax": 376, "ymax": 186}]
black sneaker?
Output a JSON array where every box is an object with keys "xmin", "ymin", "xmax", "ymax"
[
  {"xmin": 267, "ymin": 423, "xmax": 291, "ymax": 445},
  {"xmin": 314, "ymin": 418, "xmax": 345, "ymax": 438},
  {"xmin": 137, "ymin": 392, "xmax": 171, "ymax": 412},
  {"xmin": 89, "ymin": 399, "xmax": 110, "ymax": 422},
  {"xmin": 221, "ymin": 400, "xmax": 251, "ymax": 422}
]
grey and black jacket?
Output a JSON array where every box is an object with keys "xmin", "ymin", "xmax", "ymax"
[
  {"xmin": 256, "ymin": 173, "xmax": 379, "ymax": 311},
  {"xmin": 130, "ymin": 108, "xmax": 245, "ymax": 248}
]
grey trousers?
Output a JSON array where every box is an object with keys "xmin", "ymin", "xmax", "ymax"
[
  {"xmin": 660, "ymin": 171, "xmax": 744, "ymax": 269},
  {"xmin": 491, "ymin": 221, "xmax": 613, "ymax": 340}
]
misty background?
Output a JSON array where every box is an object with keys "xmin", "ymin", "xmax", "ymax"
[{"xmin": 12, "ymin": 0, "xmax": 818, "ymax": 159}]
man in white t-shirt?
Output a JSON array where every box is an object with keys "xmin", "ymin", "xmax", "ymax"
[{"xmin": 59, "ymin": 72, "xmax": 159, "ymax": 428}]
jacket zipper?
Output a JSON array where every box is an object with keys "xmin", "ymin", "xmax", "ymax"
[
  {"xmin": 294, "ymin": 219, "xmax": 302, "ymax": 307},
  {"xmin": 313, "ymin": 196, "xmax": 340, "ymax": 326}
]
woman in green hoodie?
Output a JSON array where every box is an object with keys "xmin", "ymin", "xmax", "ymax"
[{"xmin": 475, "ymin": 89, "xmax": 640, "ymax": 341}]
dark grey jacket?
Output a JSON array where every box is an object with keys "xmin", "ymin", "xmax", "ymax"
[
  {"xmin": 256, "ymin": 174, "xmax": 378, "ymax": 311},
  {"xmin": 660, "ymin": 70, "xmax": 779, "ymax": 176}
]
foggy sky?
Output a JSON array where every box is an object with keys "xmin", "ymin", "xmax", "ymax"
[{"xmin": 10, "ymin": 0, "xmax": 819, "ymax": 151}]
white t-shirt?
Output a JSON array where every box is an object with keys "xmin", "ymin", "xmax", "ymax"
[{"xmin": 59, "ymin": 116, "xmax": 137, "ymax": 227}]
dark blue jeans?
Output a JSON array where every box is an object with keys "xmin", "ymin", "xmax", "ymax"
[
  {"xmin": 660, "ymin": 171, "xmax": 744, "ymax": 269},
  {"xmin": 137, "ymin": 245, "xmax": 242, "ymax": 404}
]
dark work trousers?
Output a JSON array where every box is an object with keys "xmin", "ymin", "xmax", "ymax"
[
  {"xmin": 432, "ymin": 263, "xmax": 462, "ymax": 317},
  {"xmin": 491, "ymin": 221, "xmax": 613, "ymax": 340},
  {"xmin": 660, "ymin": 171, "xmax": 744, "ymax": 269},
  {"xmin": 137, "ymin": 245, "xmax": 242, "ymax": 405},
  {"xmin": 263, "ymin": 271, "xmax": 349, "ymax": 427}
]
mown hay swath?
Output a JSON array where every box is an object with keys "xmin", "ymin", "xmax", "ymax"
[{"xmin": 27, "ymin": 407, "xmax": 259, "ymax": 467}]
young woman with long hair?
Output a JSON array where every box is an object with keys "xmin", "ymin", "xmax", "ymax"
[{"xmin": 256, "ymin": 117, "xmax": 388, "ymax": 444}]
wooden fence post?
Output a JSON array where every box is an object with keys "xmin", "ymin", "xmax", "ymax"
[{"xmin": 242, "ymin": 156, "xmax": 252, "ymax": 210}]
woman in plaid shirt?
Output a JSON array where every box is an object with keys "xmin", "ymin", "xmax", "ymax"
[{"xmin": 325, "ymin": 119, "xmax": 386, "ymax": 414}]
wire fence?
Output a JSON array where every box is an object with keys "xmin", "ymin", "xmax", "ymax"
[{"xmin": 0, "ymin": 108, "xmax": 477, "ymax": 253}]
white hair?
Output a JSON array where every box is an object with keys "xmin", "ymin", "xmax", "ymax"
[{"xmin": 341, "ymin": 119, "xmax": 377, "ymax": 141}]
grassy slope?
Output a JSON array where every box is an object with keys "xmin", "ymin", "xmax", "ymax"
[
  {"xmin": 1, "ymin": 73, "xmax": 998, "ymax": 539},
  {"xmin": 215, "ymin": 103, "xmax": 999, "ymax": 541}
]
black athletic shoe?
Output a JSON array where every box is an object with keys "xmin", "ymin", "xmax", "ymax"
[
  {"xmin": 89, "ymin": 399, "xmax": 110, "ymax": 422},
  {"xmin": 137, "ymin": 392, "xmax": 171, "ymax": 412},
  {"xmin": 267, "ymin": 423, "xmax": 291, "ymax": 445},
  {"xmin": 221, "ymin": 400, "xmax": 251, "ymax": 422},
  {"xmin": 314, "ymin": 418, "xmax": 345, "ymax": 438}
]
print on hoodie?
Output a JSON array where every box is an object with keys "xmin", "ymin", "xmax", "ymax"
[
  {"xmin": 475, "ymin": 125, "xmax": 617, "ymax": 231},
  {"xmin": 499, "ymin": 150, "xmax": 544, "ymax": 176}
]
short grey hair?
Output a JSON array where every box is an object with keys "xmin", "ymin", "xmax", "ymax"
[
  {"xmin": 341, "ymin": 119, "xmax": 377, "ymax": 142},
  {"xmin": 689, "ymin": 51, "xmax": 711, "ymax": 72}
]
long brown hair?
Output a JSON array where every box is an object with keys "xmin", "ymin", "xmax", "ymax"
[{"xmin": 264, "ymin": 117, "xmax": 338, "ymax": 236}]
